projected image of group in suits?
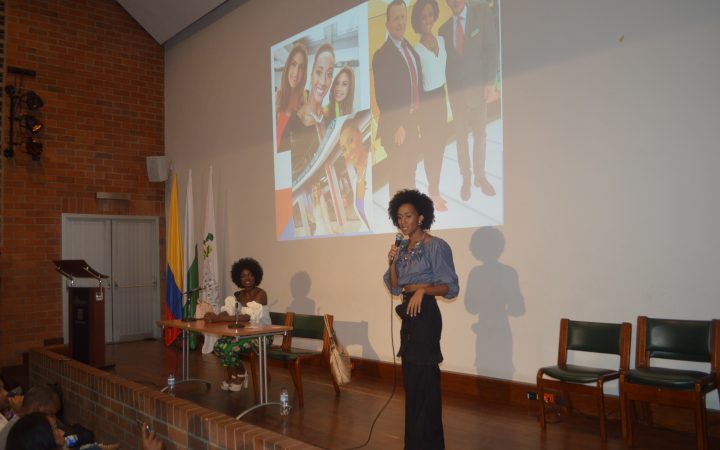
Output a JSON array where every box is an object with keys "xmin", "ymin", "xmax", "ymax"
[{"xmin": 272, "ymin": 0, "xmax": 502, "ymax": 241}]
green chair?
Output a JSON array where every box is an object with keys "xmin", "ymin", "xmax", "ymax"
[
  {"xmin": 620, "ymin": 316, "xmax": 720, "ymax": 450},
  {"xmin": 252, "ymin": 312, "xmax": 340, "ymax": 407},
  {"xmin": 537, "ymin": 318, "xmax": 631, "ymax": 440}
]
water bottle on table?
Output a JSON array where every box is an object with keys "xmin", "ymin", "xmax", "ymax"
[{"xmin": 167, "ymin": 374, "xmax": 176, "ymax": 394}]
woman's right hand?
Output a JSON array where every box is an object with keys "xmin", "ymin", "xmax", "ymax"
[{"xmin": 388, "ymin": 244, "xmax": 399, "ymax": 266}]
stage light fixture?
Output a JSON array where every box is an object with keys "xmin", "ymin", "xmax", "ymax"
[
  {"xmin": 25, "ymin": 138, "xmax": 43, "ymax": 161},
  {"xmin": 4, "ymin": 81, "xmax": 46, "ymax": 161},
  {"xmin": 24, "ymin": 91, "xmax": 44, "ymax": 110},
  {"xmin": 20, "ymin": 115, "xmax": 44, "ymax": 134}
]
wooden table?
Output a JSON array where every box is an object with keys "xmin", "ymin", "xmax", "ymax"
[{"xmin": 156, "ymin": 319, "xmax": 292, "ymax": 418}]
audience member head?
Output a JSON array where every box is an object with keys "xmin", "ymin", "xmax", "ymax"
[
  {"xmin": 230, "ymin": 258, "xmax": 264, "ymax": 288},
  {"xmin": 388, "ymin": 189, "xmax": 436, "ymax": 231},
  {"xmin": 0, "ymin": 377, "xmax": 9, "ymax": 412},
  {"xmin": 6, "ymin": 412, "xmax": 60, "ymax": 450},
  {"xmin": 20, "ymin": 386, "xmax": 60, "ymax": 416}
]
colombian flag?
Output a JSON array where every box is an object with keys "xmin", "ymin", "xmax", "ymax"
[{"xmin": 165, "ymin": 173, "xmax": 183, "ymax": 345}]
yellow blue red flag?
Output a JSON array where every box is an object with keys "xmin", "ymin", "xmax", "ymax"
[{"xmin": 165, "ymin": 172, "xmax": 183, "ymax": 345}]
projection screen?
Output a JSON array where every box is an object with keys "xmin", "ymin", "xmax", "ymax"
[{"xmin": 272, "ymin": 0, "xmax": 502, "ymax": 241}]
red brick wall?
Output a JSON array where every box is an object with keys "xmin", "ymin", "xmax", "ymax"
[
  {"xmin": 30, "ymin": 349, "xmax": 319, "ymax": 450},
  {"xmin": 0, "ymin": 0, "xmax": 165, "ymax": 367}
]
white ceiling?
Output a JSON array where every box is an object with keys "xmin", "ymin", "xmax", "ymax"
[{"xmin": 117, "ymin": 0, "xmax": 228, "ymax": 44}]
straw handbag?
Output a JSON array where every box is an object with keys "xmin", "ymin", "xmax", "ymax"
[{"xmin": 324, "ymin": 315, "xmax": 352, "ymax": 385}]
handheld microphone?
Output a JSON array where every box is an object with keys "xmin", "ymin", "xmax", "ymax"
[{"xmin": 389, "ymin": 232, "xmax": 403, "ymax": 264}]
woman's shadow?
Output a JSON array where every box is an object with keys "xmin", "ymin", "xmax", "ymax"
[
  {"xmin": 287, "ymin": 271, "xmax": 317, "ymax": 314},
  {"xmin": 286, "ymin": 270, "xmax": 378, "ymax": 359},
  {"xmin": 465, "ymin": 227, "xmax": 525, "ymax": 379}
]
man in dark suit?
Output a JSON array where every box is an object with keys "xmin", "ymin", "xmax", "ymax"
[
  {"xmin": 372, "ymin": 0, "xmax": 424, "ymax": 197},
  {"xmin": 440, "ymin": 0, "xmax": 499, "ymax": 200}
]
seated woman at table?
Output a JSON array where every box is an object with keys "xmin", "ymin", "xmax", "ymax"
[{"xmin": 204, "ymin": 257, "xmax": 270, "ymax": 392}]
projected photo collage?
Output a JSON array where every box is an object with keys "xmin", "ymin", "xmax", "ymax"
[{"xmin": 272, "ymin": 0, "xmax": 502, "ymax": 240}]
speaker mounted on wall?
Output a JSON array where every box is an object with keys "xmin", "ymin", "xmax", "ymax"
[{"xmin": 146, "ymin": 156, "xmax": 168, "ymax": 182}]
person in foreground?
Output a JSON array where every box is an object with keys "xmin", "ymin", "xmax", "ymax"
[
  {"xmin": 0, "ymin": 386, "xmax": 60, "ymax": 450},
  {"xmin": 6, "ymin": 412, "xmax": 61, "ymax": 450},
  {"xmin": 206, "ymin": 258, "xmax": 270, "ymax": 392},
  {"xmin": 383, "ymin": 189, "xmax": 459, "ymax": 450},
  {"xmin": 0, "ymin": 378, "xmax": 23, "ymax": 432},
  {"xmin": 6, "ymin": 412, "xmax": 159, "ymax": 450}
]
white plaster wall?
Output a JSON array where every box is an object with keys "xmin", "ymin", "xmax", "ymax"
[{"xmin": 164, "ymin": 0, "xmax": 720, "ymax": 407}]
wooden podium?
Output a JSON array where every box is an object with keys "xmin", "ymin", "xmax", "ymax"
[{"xmin": 54, "ymin": 259, "xmax": 108, "ymax": 368}]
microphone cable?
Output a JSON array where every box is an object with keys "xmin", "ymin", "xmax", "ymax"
[{"xmin": 343, "ymin": 290, "xmax": 399, "ymax": 450}]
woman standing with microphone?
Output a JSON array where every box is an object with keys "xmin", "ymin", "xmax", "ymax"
[{"xmin": 383, "ymin": 189, "xmax": 459, "ymax": 450}]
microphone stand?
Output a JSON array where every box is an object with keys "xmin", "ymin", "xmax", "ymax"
[
  {"xmin": 228, "ymin": 291, "xmax": 244, "ymax": 329},
  {"xmin": 181, "ymin": 287, "xmax": 203, "ymax": 322}
]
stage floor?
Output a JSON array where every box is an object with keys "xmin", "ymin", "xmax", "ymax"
[{"xmin": 105, "ymin": 339, "xmax": 712, "ymax": 450}]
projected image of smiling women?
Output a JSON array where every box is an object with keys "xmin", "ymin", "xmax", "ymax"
[
  {"xmin": 279, "ymin": 43, "xmax": 336, "ymax": 182},
  {"xmin": 275, "ymin": 43, "xmax": 308, "ymax": 148},
  {"xmin": 327, "ymin": 65, "xmax": 355, "ymax": 120}
]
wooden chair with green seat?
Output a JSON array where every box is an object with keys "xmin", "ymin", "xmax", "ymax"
[
  {"xmin": 620, "ymin": 316, "xmax": 720, "ymax": 450},
  {"xmin": 537, "ymin": 318, "xmax": 631, "ymax": 440},
  {"xmin": 251, "ymin": 312, "xmax": 340, "ymax": 407}
]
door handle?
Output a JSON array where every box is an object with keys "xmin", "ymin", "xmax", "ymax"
[{"xmin": 114, "ymin": 282, "xmax": 155, "ymax": 289}]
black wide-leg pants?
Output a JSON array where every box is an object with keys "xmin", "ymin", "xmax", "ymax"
[{"xmin": 402, "ymin": 360, "xmax": 444, "ymax": 450}]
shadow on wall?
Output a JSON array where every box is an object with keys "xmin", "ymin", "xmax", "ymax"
[
  {"xmin": 287, "ymin": 271, "xmax": 317, "ymax": 314},
  {"xmin": 333, "ymin": 320, "xmax": 379, "ymax": 360},
  {"xmin": 286, "ymin": 271, "xmax": 379, "ymax": 360},
  {"xmin": 465, "ymin": 227, "xmax": 525, "ymax": 379}
]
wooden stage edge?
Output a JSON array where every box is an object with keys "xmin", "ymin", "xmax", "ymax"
[{"xmin": 7, "ymin": 344, "xmax": 720, "ymax": 440}]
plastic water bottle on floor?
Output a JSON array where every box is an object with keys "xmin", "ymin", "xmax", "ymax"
[
  {"xmin": 167, "ymin": 374, "xmax": 176, "ymax": 394},
  {"xmin": 64, "ymin": 434, "xmax": 79, "ymax": 448},
  {"xmin": 280, "ymin": 387, "xmax": 290, "ymax": 416}
]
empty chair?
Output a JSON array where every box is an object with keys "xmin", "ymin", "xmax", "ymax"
[
  {"xmin": 620, "ymin": 316, "xmax": 720, "ymax": 450},
  {"xmin": 537, "ymin": 318, "xmax": 631, "ymax": 440}
]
